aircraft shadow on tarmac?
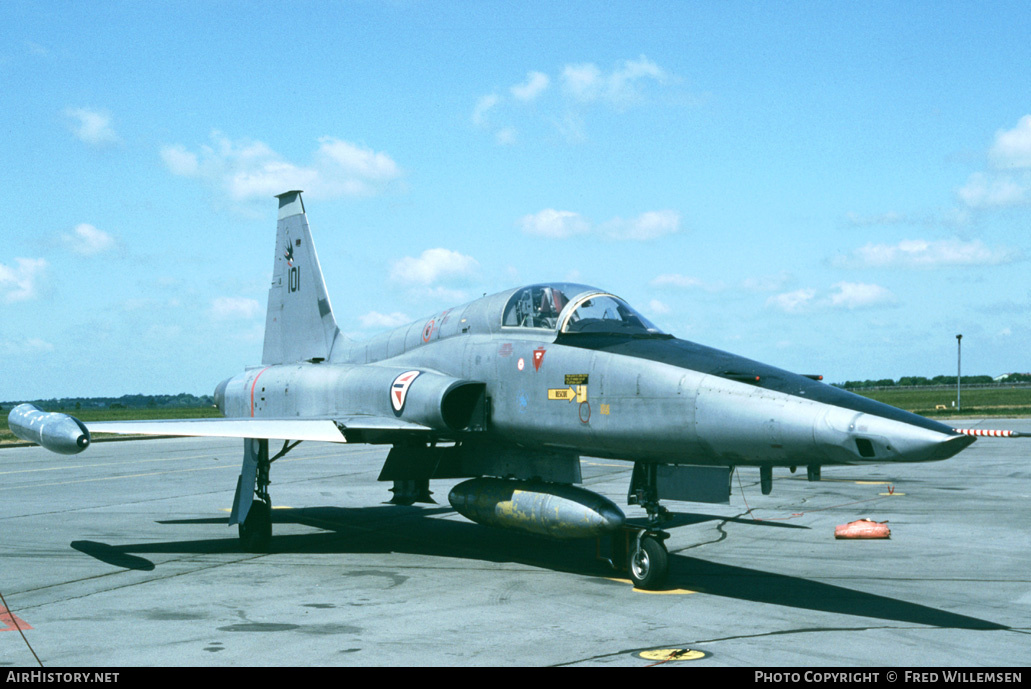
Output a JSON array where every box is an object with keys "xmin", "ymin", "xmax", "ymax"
[{"xmin": 70, "ymin": 504, "xmax": 1007, "ymax": 632}]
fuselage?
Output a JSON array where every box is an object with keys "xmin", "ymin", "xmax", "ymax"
[{"xmin": 217, "ymin": 283, "xmax": 974, "ymax": 469}]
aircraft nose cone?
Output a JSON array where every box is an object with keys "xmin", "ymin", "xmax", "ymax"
[
  {"xmin": 923, "ymin": 432, "xmax": 976, "ymax": 461},
  {"xmin": 816, "ymin": 408, "xmax": 977, "ymax": 464},
  {"xmin": 870, "ymin": 416, "xmax": 977, "ymax": 463}
]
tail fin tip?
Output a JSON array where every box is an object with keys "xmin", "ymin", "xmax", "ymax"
[{"xmin": 276, "ymin": 190, "xmax": 305, "ymax": 219}]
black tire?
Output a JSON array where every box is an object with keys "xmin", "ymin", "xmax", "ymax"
[
  {"xmin": 239, "ymin": 500, "xmax": 272, "ymax": 552},
  {"xmin": 629, "ymin": 535, "xmax": 668, "ymax": 590}
]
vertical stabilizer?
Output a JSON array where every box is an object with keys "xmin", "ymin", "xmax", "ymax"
[{"xmin": 262, "ymin": 191, "xmax": 341, "ymax": 365}]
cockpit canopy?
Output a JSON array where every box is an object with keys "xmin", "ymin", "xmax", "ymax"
[{"xmin": 501, "ymin": 283, "xmax": 664, "ymax": 336}]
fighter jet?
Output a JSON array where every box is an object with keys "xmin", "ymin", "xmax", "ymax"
[{"xmin": 9, "ymin": 191, "xmax": 983, "ymax": 588}]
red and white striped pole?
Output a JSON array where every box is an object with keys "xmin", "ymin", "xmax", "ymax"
[{"xmin": 953, "ymin": 428, "xmax": 1024, "ymax": 438}]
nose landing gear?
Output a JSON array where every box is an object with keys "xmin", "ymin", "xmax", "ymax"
[{"xmin": 617, "ymin": 462, "xmax": 672, "ymax": 589}]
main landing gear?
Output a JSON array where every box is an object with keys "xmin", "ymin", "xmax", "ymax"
[
  {"xmin": 231, "ymin": 438, "xmax": 301, "ymax": 552},
  {"xmin": 240, "ymin": 498, "xmax": 272, "ymax": 552}
]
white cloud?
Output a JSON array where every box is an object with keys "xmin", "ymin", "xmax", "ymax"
[
  {"xmin": 209, "ymin": 296, "xmax": 262, "ymax": 320},
  {"xmin": 989, "ymin": 114, "xmax": 1031, "ymax": 169},
  {"xmin": 957, "ymin": 171, "xmax": 1031, "ymax": 208},
  {"xmin": 474, "ymin": 56, "xmax": 671, "ymax": 144},
  {"xmin": 510, "ymin": 71, "xmax": 550, "ymax": 101},
  {"xmin": 561, "ymin": 63, "xmax": 603, "ymax": 102},
  {"xmin": 359, "ymin": 311, "xmax": 411, "ymax": 329},
  {"xmin": 522, "ymin": 208, "xmax": 680, "ymax": 241},
  {"xmin": 646, "ymin": 299, "xmax": 671, "ymax": 315},
  {"xmin": 0, "ymin": 337, "xmax": 54, "ymax": 355},
  {"xmin": 561, "ymin": 55, "xmax": 667, "ymax": 107},
  {"xmin": 472, "ymin": 94, "xmax": 500, "ymax": 127},
  {"xmin": 833, "ymin": 238, "xmax": 1021, "ymax": 268},
  {"xmin": 0, "ymin": 258, "xmax": 47, "ymax": 303},
  {"xmin": 315, "ymin": 137, "xmax": 400, "ymax": 182},
  {"xmin": 826, "ymin": 282, "xmax": 898, "ymax": 310},
  {"xmin": 161, "ymin": 132, "xmax": 402, "ymax": 203},
  {"xmin": 766, "ymin": 288, "xmax": 817, "ymax": 314},
  {"xmin": 766, "ymin": 283, "xmax": 896, "ymax": 313},
  {"xmin": 952, "ymin": 115, "xmax": 1031, "ymax": 209},
  {"xmin": 602, "ymin": 210, "xmax": 680, "ymax": 240},
  {"xmin": 389, "ymin": 248, "xmax": 479, "ymax": 286},
  {"xmin": 61, "ymin": 223, "xmax": 115, "ymax": 256},
  {"xmin": 495, "ymin": 127, "xmax": 517, "ymax": 146},
  {"xmin": 65, "ymin": 107, "xmax": 119, "ymax": 146},
  {"xmin": 609, "ymin": 56, "xmax": 667, "ymax": 100},
  {"xmin": 160, "ymin": 145, "xmax": 199, "ymax": 176},
  {"xmin": 519, "ymin": 209, "xmax": 591, "ymax": 239}
]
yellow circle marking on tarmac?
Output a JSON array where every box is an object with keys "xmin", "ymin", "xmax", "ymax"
[
  {"xmin": 605, "ymin": 578, "xmax": 696, "ymax": 594},
  {"xmin": 636, "ymin": 648, "xmax": 707, "ymax": 662}
]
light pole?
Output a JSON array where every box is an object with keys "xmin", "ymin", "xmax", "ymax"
[{"xmin": 956, "ymin": 334, "xmax": 962, "ymax": 412}]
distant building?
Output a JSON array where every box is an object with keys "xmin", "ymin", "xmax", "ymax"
[{"xmin": 993, "ymin": 373, "xmax": 1031, "ymax": 383}]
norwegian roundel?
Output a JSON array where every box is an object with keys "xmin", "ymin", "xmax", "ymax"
[{"xmin": 390, "ymin": 370, "xmax": 422, "ymax": 414}]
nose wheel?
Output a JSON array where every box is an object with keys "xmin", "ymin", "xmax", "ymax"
[
  {"xmin": 600, "ymin": 526, "xmax": 671, "ymax": 590},
  {"xmin": 628, "ymin": 532, "xmax": 669, "ymax": 589}
]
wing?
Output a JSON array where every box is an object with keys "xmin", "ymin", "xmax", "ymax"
[
  {"xmin": 86, "ymin": 415, "xmax": 433, "ymax": 443},
  {"xmin": 8, "ymin": 403, "xmax": 431, "ymax": 454}
]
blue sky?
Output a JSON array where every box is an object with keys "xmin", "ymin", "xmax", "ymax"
[{"xmin": 2, "ymin": 1, "xmax": 1029, "ymax": 400}]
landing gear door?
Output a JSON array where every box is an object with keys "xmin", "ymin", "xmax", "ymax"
[{"xmin": 630, "ymin": 463, "xmax": 732, "ymax": 506}]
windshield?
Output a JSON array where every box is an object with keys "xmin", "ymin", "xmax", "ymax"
[{"xmin": 559, "ymin": 293, "xmax": 664, "ymax": 336}]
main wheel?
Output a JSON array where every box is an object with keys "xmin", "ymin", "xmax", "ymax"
[
  {"xmin": 629, "ymin": 535, "xmax": 668, "ymax": 590},
  {"xmin": 239, "ymin": 500, "xmax": 272, "ymax": 552}
]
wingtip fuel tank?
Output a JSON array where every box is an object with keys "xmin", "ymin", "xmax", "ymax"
[{"xmin": 8, "ymin": 403, "xmax": 91, "ymax": 455}]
